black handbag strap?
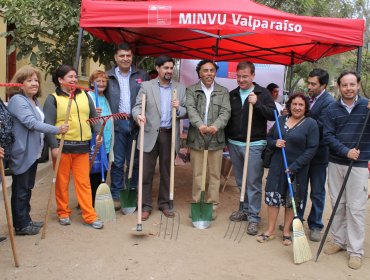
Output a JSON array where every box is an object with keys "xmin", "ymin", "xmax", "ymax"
[{"xmin": 281, "ymin": 116, "xmax": 306, "ymax": 139}]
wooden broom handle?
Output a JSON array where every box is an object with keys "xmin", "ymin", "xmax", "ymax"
[{"xmin": 89, "ymin": 121, "xmax": 107, "ymax": 170}]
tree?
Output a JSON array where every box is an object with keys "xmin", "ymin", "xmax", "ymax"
[
  {"xmin": 256, "ymin": 0, "xmax": 365, "ymax": 95},
  {"xmin": 0, "ymin": 0, "xmax": 112, "ymax": 75}
]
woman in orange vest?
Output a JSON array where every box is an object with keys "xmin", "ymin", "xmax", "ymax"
[{"xmin": 44, "ymin": 64, "xmax": 104, "ymax": 229}]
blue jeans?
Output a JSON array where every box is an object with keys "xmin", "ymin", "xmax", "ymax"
[
  {"xmin": 297, "ymin": 163, "xmax": 327, "ymax": 230},
  {"xmin": 11, "ymin": 161, "xmax": 38, "ymax": 229},
  {"xmin": 110, "ymin": 119, "xmax": 139, "ymax": 200},
  {"xmin": 227, "ymin": 143, "xmax": 265, "ymax": 223}
]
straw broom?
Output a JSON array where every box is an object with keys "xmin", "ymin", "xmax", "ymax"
[
  {"xmin": 94, "ymin": 153, "xmax": 115, "ymax": 222},
  {"xmin": 91, "ymin": 82, "xmax": 115, "ymax": 222},
  {"xmin": 274, "ymin": 110, "xmax": 312, "ymax": 264}
]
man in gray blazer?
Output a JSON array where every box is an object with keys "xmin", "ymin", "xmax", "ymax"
[
  {"xmin": 297, "ymin": 68, "xmax": 335, "ymax": 242},
  {"xmin": 132, "ymin": 56, "xmax": 187, "ymax": 221}
]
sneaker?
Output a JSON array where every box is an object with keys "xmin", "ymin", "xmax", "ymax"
[
  {"xmin": 86, "ymin": 219, "xmax": 104, "ymax": 229},
  {"xmin": 324, "ymin": 242, "xmax": 343, "ymax": 255},
  {"xmin": 229, "ymin": 210, "xmax": 248, "ymax": 221},
  {"xmin": 113, "ymin": 199, "xmax": 121, "ymax": 211},
  {"xmin": 59, "ymin": 217, "xmax": 71, "ymax": 226},
  {"xmin": 348, "ymin": 255, "xmax": 362, "ymax": 270},
  {"xmin": 247, "ymin": 222, "xmax": 258, "ymax": 236},
  {"xmin": 31, "ymin": 221, "xmax": 44, "ymax": 228},
  {"xmin": 15, "ymin": 225, "xmax": 40, "ymax": 236},
  {"xmin": 309, "ymin": 229, "xmax": 321, "ymax": 242}
]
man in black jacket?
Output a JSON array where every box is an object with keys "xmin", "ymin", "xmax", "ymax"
[
  {"xmin": 297, "ymin": 68, "xmax": 335, "ymax": 241},
  {"xmin": 225, "ymin": 61, "xmax": 275, "ymax": 235},
  {"xmin": 106, "ymin": 42, "xmax": 149, "ymax": 210}
]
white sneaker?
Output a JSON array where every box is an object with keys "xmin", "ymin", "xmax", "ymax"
[
  {"xmin": 59, "ymin": 217, "xmax": 71, "ymax": 226},
  {"xmin": 86, "ymin": 219, "xmax": 104, "ymax": 229}
]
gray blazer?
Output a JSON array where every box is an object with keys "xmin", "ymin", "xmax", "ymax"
[
  {"xmin": 132, "ymin": 79, "xmax": 187, "ymax": 153},
  {"xmin": 8, "ymin": 94, "xmax": 60, "ymax": 175}
]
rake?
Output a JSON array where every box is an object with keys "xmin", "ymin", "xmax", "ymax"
[
  {"xmin": 0, "ymin": 83, "xmax": 23, "ymax": 87},
  {"xmin": 87, "ymin": 112, "xmax": 129, "ymax": 169},
  {"xmin": 41, "ymin": 85, "xmax": 76, "ymax": 239},
  {"xmin": 158, "ymin": 89, "xmax": 180, "ymax": 240},
  {"xmin": 60, "ymin": 83, "xmax": 90, "ymax": 92},
  {"xmin": 224, "ymin": 103, "xmax": 253, "ymax": 242}
]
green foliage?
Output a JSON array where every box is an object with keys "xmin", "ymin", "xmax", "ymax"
[
  {"xmin": 257, "ymin": 0, "xmax": 367, "ymax": 94},
  {"xmin": 0, "ymin": 0, "xmax": 113, "ymax": 76}
]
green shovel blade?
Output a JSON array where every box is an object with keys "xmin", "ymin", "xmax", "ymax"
[
  {"xmin": 191, "ymin": 192, "xmax": 213, "ymax": 229},
  {"xmin": 119, "ymin": 182, "xmax": 137, "ymax": 215}
]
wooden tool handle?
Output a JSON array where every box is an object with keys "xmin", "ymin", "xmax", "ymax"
[
  {"xmin": 137, "ymin": 94, "xmax": 146, "ymax": 226},
  {"xmin": 41, "ymin": 92, "xmax": 74, "ymax": 239},
  {"xmin": 169, "ymin": 89, "xmax": 177, "ymax": 202},
  {"xmin": 0, "ymin": 160, "xmax": 19, "ymax": 267},
  {"xmin": 128, "ymin": 139, "xmax": 136, "ymax": 180},
  {"xmin": 240, "ymin": 103, "xmax": 253, "ymax": 204}
]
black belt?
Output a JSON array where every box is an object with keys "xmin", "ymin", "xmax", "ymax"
[
  {"xmin": 159, "ymin": 127, "xmax": 172, "ymax": 133},
  {"xmin": 62, "ymin": 140, "xmax": 90, "ymax": 145}
]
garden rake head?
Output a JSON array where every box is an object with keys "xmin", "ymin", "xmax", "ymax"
[
  {"xmin": 158, "ymin": 209, "xmax": 180, "ymax": 240},
  {"xmin": 60, "ymin": 83, "xmax": 90, "ymax": 92},
  {"xmin": 0, "ymin": 83, "xmax": 23, "ymax": 87},
  {"xmin": 224, "ymin": 211, "xmax": 248, "ymax": 243},
  {"xmin": 87, "ymin": 113, "xmax": 130, "ymax": 125}
]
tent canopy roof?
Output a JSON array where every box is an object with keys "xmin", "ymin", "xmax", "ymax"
[{"xmin": 80, "ymin": 0, "xmax": 365, "ymax": 65}]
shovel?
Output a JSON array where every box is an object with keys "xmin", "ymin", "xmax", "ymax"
[
  {"xmin": 191, "ymin": 133, "xmax": 213, "ymax": 229},
  {"xmin": 119, "ymin": 134, "xmax": 138, "ymax": 215}
]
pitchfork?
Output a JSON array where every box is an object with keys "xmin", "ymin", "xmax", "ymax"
[
  {"xmin": 158, "ymin": 89, "xmax": 180, "ymax": 240},
  {"xmin": 87, "ymin": 112, "xmax": 129, "ymax": 169},
  {"xmin": 224, "ymin": 103, "xmax": 253, "ymax": 243}
]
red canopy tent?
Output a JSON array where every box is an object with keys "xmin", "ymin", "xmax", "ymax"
[{"xmin": 79, "ymin": 0, "xmax": 365, "ymax": 65}]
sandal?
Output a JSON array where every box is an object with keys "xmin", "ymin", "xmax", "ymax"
[
  {"xmin": 282, "ymin": 235, "xmax": 292, "ymax": 246},
  {"xmin": 256, "ymin": 233, "xmax": 275, "ymax": 243}
]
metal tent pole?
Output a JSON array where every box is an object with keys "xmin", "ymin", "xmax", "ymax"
[{"xmin": 74, "ymin": 28, "xmax": 84, "ymax": 71}]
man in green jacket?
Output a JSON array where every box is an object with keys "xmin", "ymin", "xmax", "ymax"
[{"xmin": 186, "ymin": 59, "xmax": 231, "ymax": 219}]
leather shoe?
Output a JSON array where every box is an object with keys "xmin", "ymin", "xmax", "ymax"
[
  {"xmin": 142, "ymin": 211, "xmax": 151, "ymax": 221},
  {"xmin": 15, "ymin": 225, "xmax": 40, "ymax": 236},
  {"xmin": 31, "ymin": 221, "xmax": 44, "ymax": 228},
  {"xmin": 161, "ymin": 208, "xmax": 175, "ymax": 218}
]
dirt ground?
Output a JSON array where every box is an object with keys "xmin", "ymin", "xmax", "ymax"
[{"xmin": 1, "ymin": 160, "xmax": 370, "ymax": 280}]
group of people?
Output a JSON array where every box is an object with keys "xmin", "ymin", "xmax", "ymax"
[{"xmin": 0, "ymin": 41, "xmax": 369, "ymax": 270}]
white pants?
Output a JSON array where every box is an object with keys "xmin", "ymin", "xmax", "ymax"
[{"xmin": 328, "ymin": 162, "xmax": 368, "ymax": 257}]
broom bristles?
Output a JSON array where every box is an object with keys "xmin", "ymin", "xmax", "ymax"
[
  {"xmin": 292, "ymin": 218, "xmax": 312, "ymax": 264},
  {"xmin": 94, "ymin": 183, "xmax": 116, "ymax": 223}
]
